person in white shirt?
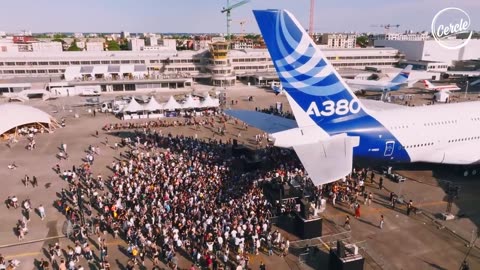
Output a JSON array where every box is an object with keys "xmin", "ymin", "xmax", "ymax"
[{"xmin": 38, "ymin": 204, "xmax": 46, "ymax": 220}]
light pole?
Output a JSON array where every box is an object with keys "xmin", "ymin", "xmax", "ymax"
[
  {"xmin": 464, "ymin": 80, "xmax": 469, "ymax": 99},
  {"xmin": 459, "ymin": 230, "xmax": 478, "ymax": 270}
]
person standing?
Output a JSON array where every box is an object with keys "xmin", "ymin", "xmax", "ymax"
[
  {"xmin": 344, "ymin": 215, "xmax": 351, "ymax": 230},
  {"xmin": 38, "ymin": 204, "xmax": 46, "ymax": 220},
  {"xmin": 260, "ymin": 261, "xmax": 266, "ymax": 270},
  {"xmin": 355, "ymin": 203, "xmax": 361, "ymax": 219},
  {"xmin": 379, "ymin": 215, "xmax": 384, "ymax": 229},
  {"xmin": 32, "ymin": 176, "xmax": 38, "ymax": 188},
  {"xmin": 407, "ymin": 200, "xmax": 413, "ymax": 216},
  {"xmin": 24, "ymin": 175, "xmax": 29, "ymax": 187},
  {"xmin": 379, "ymin": 177, "xmax": 383, "ymax": 190}
]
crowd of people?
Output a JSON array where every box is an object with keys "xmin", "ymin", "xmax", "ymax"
[
  {"xmin": 255, "ymin": 106, "xmax": 295, "ymax": 120},
  {"xmin": 102, "ymin": 115, "xmax": 227, "ymax": 133},
  {"xmin": 51, "ymin": 121, "xmax": 303, "ymax": 269}
]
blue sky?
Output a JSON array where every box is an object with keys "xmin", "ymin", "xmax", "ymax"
[{"xmin": 1, "ymin": 0, "xmax": 479, "ymax": 34}]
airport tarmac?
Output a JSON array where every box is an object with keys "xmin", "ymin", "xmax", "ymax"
[{"xmin": 0, "ymin": 83, "xmax": 479, "ymax": 270}]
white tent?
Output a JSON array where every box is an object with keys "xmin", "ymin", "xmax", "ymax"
[
  {"xmin": 122, "ymin": 97, "xmax": 144, "ymax": 113},
  {"xmin": 143, "ymin": 96, "xmax": 163, "ymax": 112},
  {"xmin": 200, "ymin": 95, "xmax": 220, "ymax": 108},
  {"xmin": 163, "ymin": 96, "xmax": 182, "ymax": 111},
  {"xmin": 182, "ymin": 95, "xmax": 200, "ymax": 109},
  {"xmin": 0, "ymin": 104, "xmax": 56, "ymax": 136}
]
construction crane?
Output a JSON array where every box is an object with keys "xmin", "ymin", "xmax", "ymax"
[
  {"xmin": 309, "ymin": 0, "xmax": 315, "ymax": 37},
  {"xmin": 371, "ymin": 24, "xmax": 400, "ymax": 35},
  {"xmin": 221, "ymin": 0, "xmax": 250, "ymax": 40},
  {"xmin": 232, "ymin": 19, "xmax": 252, "ymax": 34}
]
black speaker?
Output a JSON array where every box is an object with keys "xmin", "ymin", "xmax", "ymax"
[
  {"xmin": 233, "ymin": 139, "xmax": 238, "ymax": 147},
  {"xmin": 337, "ymin": 241, "xmax": 346, "ymax": 258},
  {"xmin": 282, "ymin": 184, "xmax": 291, "ymax": 197}
]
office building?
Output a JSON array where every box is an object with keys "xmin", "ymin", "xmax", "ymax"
[{"xmin": 320, "ymin": 33, "xmax": 357, "ymax": 49}]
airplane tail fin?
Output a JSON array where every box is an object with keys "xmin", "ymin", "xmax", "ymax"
[
  {"xmin": 424, "ymin": 80, "xmax": 435, "ymax": 89},
  {"xmin": 253, "ymin": 9, "xmax": 368, "ymax": 129},
  {"xmin": 391, "ymin": 65, "xmax": 412, "ymax": 84}
]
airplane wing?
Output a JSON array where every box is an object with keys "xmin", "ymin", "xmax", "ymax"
[
  {"xmin": 293, "ymin": 134, "xmax": 360, "ymax": 185},
  {"xmin": 224, "ymin": 110, "xmax": 298, "ymax": 133}
]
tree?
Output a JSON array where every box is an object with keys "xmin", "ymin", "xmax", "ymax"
[
  {"xmin": 244, "ymin": 34, "xmax": 261, "ymax": 40},
  {"xmin": 356, "ymin": 35, "xmax": 369, "ymax": 48},
  {"xmin": 106, "ymin": 40, "xmax": 120, "ymax": 51},
  {"xmin": 52, "ymin": 38, "xmax": 65, "ymax": 44},
  {"xmin": 67, "ymin": 41, "xmax": 82, "ymax": 51},
  {"xmin": 53, "ymin": 33, "xmax": 68, "ymax": 39},
  {"xmin": 118, "ymin": 38, "xmax": 129, "ymax": 50}
]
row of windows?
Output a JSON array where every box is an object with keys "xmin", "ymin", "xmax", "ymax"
[
  {"xmin": 404, "ymin": 142, "xmax": 434, "ymax": 149},
  {"xmin": 424, "ymin": 120, "xmax": 458, "ymax": 126},
  {"xmin": 471, "ymin": 117, "xmax": 480, "ymax": 121},
  {"xmin": 0, "ymin": 69, "xmax": 65, "ymax": 74},
  {"xmin": 429, "ymin": 65, "xmax": 448, "ymax": 69},
  {"xmin": 448, "ymin": 137, "xmax": 480, "ymax": 143},
  {"xmin": 391, "ymin": 125, "xmax": 409, "ymax": 130},
  {"xmin": 165, "ymin": 67, "xmax": 200, "ymax": 72},
  {"xmin": 233, "ymin": 66, "xmax": 268, "ymax": 70},
  {"xmin": 0, "ymin": 60, "xmax": 146, "ymax": 66},
  {"xmin": 326, "ymin": 56, "xmax": 396, "ymax": 60},
  {"xmin": 333, "ymin": 62, "xmax": 395, "ymax": 67},
  {"xmin": 232, "ymin": 58, "xmax": 271, "ymax": 63}
]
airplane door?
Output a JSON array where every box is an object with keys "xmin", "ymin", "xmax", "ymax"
[{"xmin": 384, "ymin": 140, "xmax": 395, "ymax": 157}]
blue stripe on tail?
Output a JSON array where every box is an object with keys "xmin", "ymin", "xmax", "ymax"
[
  {"xmin": 254, "ymin": 9, "xmax": 367, "ymax": 127},
  {"xmin": 254, "ymin": 9, "xmax": 411, "ymax": 163}
]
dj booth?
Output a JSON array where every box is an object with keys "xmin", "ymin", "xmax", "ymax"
[{"xmin": 329, "ymin": 241, "xmax": 365, "ymax": 270}]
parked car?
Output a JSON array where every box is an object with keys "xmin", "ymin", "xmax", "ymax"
[{"xmin": 386, "ymin": 173, "xmax": 406, "ymax": 183}]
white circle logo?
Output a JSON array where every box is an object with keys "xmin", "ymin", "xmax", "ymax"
[{"xmin": 431, "ymin": 7, "xmax": 472, "ymax": 50}]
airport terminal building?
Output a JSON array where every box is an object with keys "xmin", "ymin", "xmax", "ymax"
[{"xmin": 0, "ymin": 43, "xmax": 403, "ymax": 92}]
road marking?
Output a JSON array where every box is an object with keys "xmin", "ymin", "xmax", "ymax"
[
  {"xmin": 5, "ymin": 251, "xmax": 41, "ymax": 259},
  {"xmin": 324, "ymin": 199, "xmax": 448, "ymax": 221},
  {"xmin": 3, "ymin": 237, "xmax": 126, "ymax": 259}
]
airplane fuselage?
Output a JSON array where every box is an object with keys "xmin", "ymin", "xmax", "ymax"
[
  {"xmin": 346, "ymin": 79, "xmax": 402, "ymax": 92},
  {"xmin": 328, "ymin": 101, "xmax": 480, "ymax": 165},
  {"xmin": 428, "ymin": 86, "xmax": 461, "ymax": 91}
]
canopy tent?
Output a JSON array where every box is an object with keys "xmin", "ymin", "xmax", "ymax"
[
  {"xmin": 182, "ymin": 95, "xmax": 200, "ymax": 109},
  {"xmin": 0, "ymin": 104, "xmax": 58, "ymax": 138},
  {"xmin": 163, "ymin": 96, "xmax": 182, "ymax": 111},
  {"xmin": 200, "ymin": 95, "xmax": 220, "ymax": 108},
  {"xmin": 143, "ymin": 96, "xmax": 163, "ymax": 111},
  {"xmin": 122, "ymin": 97, "xmax": 144, "ymax": 113}
]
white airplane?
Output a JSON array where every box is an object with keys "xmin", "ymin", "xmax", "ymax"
[
  {"xmin": 345, "ymin": 65, "xmax": 413, "ymax": 93},
  {"xmin": 423, "ymin": 80, "xmax": 461, "ymax": 92},
  {"xmin": 227, "ymin": 9, "xmax": 480, "ymax": 186}
]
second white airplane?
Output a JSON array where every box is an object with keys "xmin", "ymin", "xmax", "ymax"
[
  {"xmin": 345, "ymin": 65, "xmax": 413, "ymax": 93},
  {"xmin": 424, "ymin": 80, "xmax": 461, "ymax": 92}
]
